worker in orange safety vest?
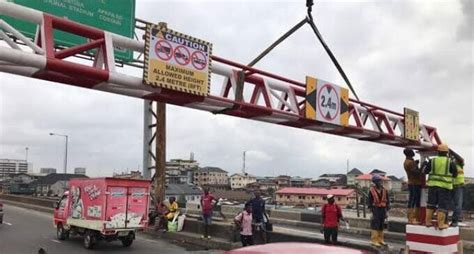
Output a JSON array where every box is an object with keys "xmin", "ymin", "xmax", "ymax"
[{"xmin": 368, "ymin": 174, "xmax": 390, "ymax": 247}]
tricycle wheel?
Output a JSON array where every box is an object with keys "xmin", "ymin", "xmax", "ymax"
[
  {"xmin": 121, "ymin": 232, "xmax": 134, "ymax": 247},
  {"xmin": 83, "ymin": 230, "xmax": 96, "ymax": 249},
  {"xmin": 56, "ymin": 224, "xmax": 68, "ymax": 240}
]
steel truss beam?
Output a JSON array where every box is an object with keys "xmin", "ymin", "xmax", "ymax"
[{"xmin": 0, "ymin": 2, "xmax": 442, "ymax": 154}]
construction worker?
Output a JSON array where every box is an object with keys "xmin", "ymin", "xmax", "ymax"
[
  {"xmin": 423, "ymin": 143, "xmax": 457, "ymax": 229},
  {"xmin": 450, "ymin": 155, "xmax": 465, "ymax": 227},
  {"xmin": 403, "ymin": 148, "xmax": 424, "ymax": 224},
  {"xmin": 368, "ymin": 174, "xmax": 390, "ymax": 247}
]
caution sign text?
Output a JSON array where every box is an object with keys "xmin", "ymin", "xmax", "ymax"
[{"xmin": 143, "ymin": 25, "xmax": 212, "ymax": 96}]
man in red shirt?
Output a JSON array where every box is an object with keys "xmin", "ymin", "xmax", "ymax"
[
  {"xmin": 321, "ymin": 194, "xmax": 346, "ymax": 244},
  {"xmin": 200, "ymin": 188, "xmax": 216, "ymax": 239}
]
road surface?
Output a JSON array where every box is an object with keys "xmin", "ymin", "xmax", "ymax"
[{"xmin": 0, "ymin": 204, "xmax": 217, "ymax": 254}]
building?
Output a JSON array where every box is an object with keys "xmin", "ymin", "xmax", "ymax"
[
  {"xmin": 369, "ymin": 169, "xmax": 387, "ymax": 176},
  {"xmin": 194, "ymin": 167, "xmax": 229, "ymax": 187},
  {"xmin": 113, "ymin": 170, "xmax": 143, "ymax": 179},
  {"xmin": 35, "ymin": 173, "xmax": 88, "ymax": 196},
  {"xmin": 165, "ymin": 157, "xmax": 199, "ymax": 185},
  {"xmin": 388, "ymin": 175, "xmax": 403, "ymax": 192},
  {"xmin": 165, "ymin": 184, "xmax": 203, "ymax": 204},
  {"xmin": 0, "ymin": 159, "xmax": 32, "ymax": 180},
  {"xmin": 3, "ymin": 173, "xmax": 40, "ymax": 194},
  {"xmin": 74, "ymin": 167, "xmax": 86, "ymax": 175},
  {"xmin": 346, "ymin": 168, "xmax": 363, "ymax": 186},
  {"xmin": 311, "ymin": 179, "xmax": 331, "ymax": 188},
  {"xmin": 230, "ymin": 173, "xmax": 257, "ymax": 189},
  {"xmin": 40, "ymin": 168, "xmax": 57, "ymax": 174},
  {"xmin": 276, "ymin": 187, "xmax": 356, "ymax": 207},
  {"xmin": 290, "ymin": 176, "xmax": 311, "ymax": 187},
  {"xmin": 355, "ymin": 173, "xmax": 391, "ymax": 190},
  {"xmin": 318, "ymin": 174, "xmax": 347, "ymax": 186},
  {"xmin": 274, "ymin": 175, "xmax": 291, "ymax": 188}
]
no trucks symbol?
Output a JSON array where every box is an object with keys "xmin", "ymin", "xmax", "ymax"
[
  {"xmin": 154, "ymin": 40, "xmax": 173, "ymax": 61},
  {"xmin": 192, "ymin": 51, "xmax": 207, "ymax": 70},
  {"xmin": 317, "ymin": 83, "xmax": 340, "ymax": 121},
  {"xmin": 174, "ymin": 45, "xmax": 190, "ymax": 66}
]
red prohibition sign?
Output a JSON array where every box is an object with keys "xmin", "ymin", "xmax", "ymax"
[
  {"xmin": 174, "ymin": 45, "xmax": 191, "ymax": 66},
  {"xmin": 154, "ymin": 40, "xmax": 173, "ymax": 61},
  {"xmin": 191, "ymin": 51, "xmax": 207, "ymax": 70}
]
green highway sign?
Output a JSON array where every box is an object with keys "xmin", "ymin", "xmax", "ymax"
[{"xmin": 2, "ymin": 0, "xmax": 135, "ymax": 61}]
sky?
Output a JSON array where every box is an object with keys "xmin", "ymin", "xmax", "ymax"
[{"xmin": 0, "ymin": 0, "xmax": 472, "ymax": 179}]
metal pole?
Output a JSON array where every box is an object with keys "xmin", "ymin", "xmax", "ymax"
[
  {"xmin": 356, "ymin": 185, "xmax": 360, "ymax": 218},
  {"xmin": 154, "ymin": 102, "xmax": 166, "ymax": 203},
  {"xmin": 64, "ymin": 135, "xmax": 68, "ymax": 174},
  {"xmin": 25, "ymin": 147, "xmax": 28, "ymax": 161},
  {"xmin": 142, "ymin": 100, "xmax": 153, "ymax": 179}
]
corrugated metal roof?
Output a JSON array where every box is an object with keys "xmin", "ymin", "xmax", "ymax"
[{"xmin": 276, "ymin": 187, "xmax": 355, "ymax": 196}]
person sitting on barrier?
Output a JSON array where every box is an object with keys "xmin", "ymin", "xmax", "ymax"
[
  {"xmin": 321, "ymin": 194, "xmax": 346, "ymax": 245},
  {"xmin": 163, "ymin": 197, "xmax": 179, "ymax": 232},
  {"xmin": 234, "ymin": 202, "xmax": 254, "ymax": 247}
]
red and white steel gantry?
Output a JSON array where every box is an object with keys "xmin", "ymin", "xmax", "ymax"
[{"xmin": 0, "ymin": 2, "xmax": 442, "ymax": 151}]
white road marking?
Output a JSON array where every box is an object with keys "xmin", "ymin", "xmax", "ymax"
[
  {"xmin": 51, "ymin": 240, "xmax": 61, "ymax": 243},
  {"xmin": 3, "ymin": 222, "xmax": 12, "ymax": 226}
]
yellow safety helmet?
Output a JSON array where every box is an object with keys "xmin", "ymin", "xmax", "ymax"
[{"xmin": 437, "ymin": 143, "xmax": 449, "ymax": 152}]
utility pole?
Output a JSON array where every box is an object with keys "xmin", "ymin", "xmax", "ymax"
[
  {"xmin": 25, "ymin": 147, "xmax": 28, "ymax": 161},
  {"xmin": 153, "ymin": 21, "xmax": 168, "ymax": 204},
  {"xmin": 243, "ymin": 151, "xmax": 246, "ymax": 174}
]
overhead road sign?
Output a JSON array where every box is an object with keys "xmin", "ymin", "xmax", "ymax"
[
  {"xmin": 404, "ymin": 108, "xmax": 420, "ymax": 141},
  {"xmin": 143, "ymin": 24, "xmax": 212, "ymax": 96},
  {"xmin": 1, "ymin": 0, "xmax": 135, "ymax": 61},
  {"xmin": 305, "ymin": 76, "xmax": 349, "ymax": 126}
]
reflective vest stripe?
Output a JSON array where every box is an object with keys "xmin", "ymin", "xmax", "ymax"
[
  {"xmin": 370, "ymin": 187, "xmax": 387, "ymax": 208},
  {"xmin": 427, "ymin": 157, "xmax": 453, "ymax": 190}
]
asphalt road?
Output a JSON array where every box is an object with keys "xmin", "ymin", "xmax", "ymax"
[{"xmin": 0, "ymin": 204, "xmax": 218, "ymax": 254}]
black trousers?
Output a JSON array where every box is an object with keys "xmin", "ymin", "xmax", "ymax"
[
  {"xmin": 240, "ymin": 234, "xmax": 254, "ymax": 246},
  {"xmin": 323, "ymin": 227, "xmax": 338, "ymax": 243},
  {"xmin": 427, "ymin": 186, "xmax": 451, "ymax": 212},
  {"xmin": 371, "ymin": 207, "xmax": 387, "ymax": 230}
]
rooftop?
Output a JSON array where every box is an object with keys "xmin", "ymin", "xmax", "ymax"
[
  {"xmin": 36, "ymin": 173, "xmax": 88, "ymax": 185},
  {"xmin": 166, "ymin": 184, "xmax": 203, "ymax": 196},
  {"xmin": 199, "ymin": 166, "xmax": 228, "ymax": 173},
  {"xmin": 276, "ymin": 187, "xmax": 355, "ymax": 196},
  {"xmin": 355, "ymin": 174, "xmax": 390, "ymax": 181},
  {"xmin": 347, "ymin": 168, "xmax": 363, "ymax": 175}
]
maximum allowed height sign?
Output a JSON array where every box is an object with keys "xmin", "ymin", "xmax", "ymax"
[{"xmin": 143, "ymin": 24, "xmax": 212, "ymax": 96}]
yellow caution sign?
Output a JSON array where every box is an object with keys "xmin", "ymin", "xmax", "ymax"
[{"xmin": 404, "ymin": 108, "xmax": 420, "ymax": 141}]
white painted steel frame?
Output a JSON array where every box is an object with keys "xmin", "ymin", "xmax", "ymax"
[{"xmin": 0, "ymin": 1, "xmax": 442, "ymax": 153}]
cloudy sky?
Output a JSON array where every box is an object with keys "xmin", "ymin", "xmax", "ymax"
[{"xmin": 0, "ymin": 0, "xmax": 472, "ymax": 179}]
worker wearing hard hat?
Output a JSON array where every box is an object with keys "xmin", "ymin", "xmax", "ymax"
[
  {"xmin": 450, "ymin": 154, "xmax": 465, "ymax": 227},
  {"xmin": 403, "ymin": 148, "xmax": 424, "ymax": 224},
  {"xmin": 368, "ymin": 174, "xmax": 390, "ymax": 247},
  {"xmin": 423, "ymin": 144, "xmax": 457, "ymax": 229}
]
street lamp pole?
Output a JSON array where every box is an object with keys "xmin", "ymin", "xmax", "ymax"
[
  {"xmin": 50, "ymin": 133, "xmax": 68, "ymax": 174},
  {"xmin": 25, "ymin": 147, "xmax": 29, "ymax": 161}
]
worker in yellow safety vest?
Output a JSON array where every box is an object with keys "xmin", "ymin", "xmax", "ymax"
[
  {"xmin": 368, "ymin": 174, "xmax": 390, "ymax": 247},
  {"xmin": 450, "ymin": 154, "xmax": 465, "ymax": 227},
  {"xmin": 423, "ymin": 144, "xmax": 457, "ymax": 229}
]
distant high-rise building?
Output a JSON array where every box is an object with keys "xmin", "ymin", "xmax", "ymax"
[
  {"xmin": 40, "ymin": 168, "xmax": 57, "ymax": 174},
  {"xmin": 0, "ymin": 159, "xmax": 32, "ymax": 180},
  {"xmin": 74, "ymin": 167, "xmax": 86, "ymax": 175}
]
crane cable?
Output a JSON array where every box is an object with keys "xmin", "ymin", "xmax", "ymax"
[{"xmin": 306, "ymin": 0, "xmax": 361, "ymax": 102}]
